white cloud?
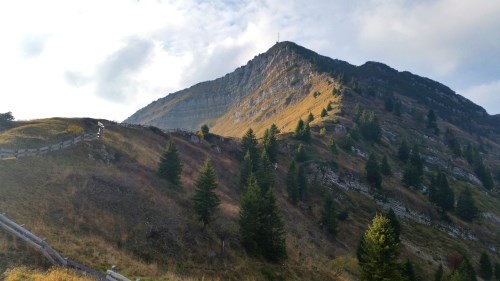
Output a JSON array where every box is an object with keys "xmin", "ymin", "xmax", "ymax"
[
  {"xmin": 460, "ymin": 80, "xmax": 500, "ymax": 115},
  {"xmin": 1, "ymin": 0, "xmax": 499, "ymax": 122}
]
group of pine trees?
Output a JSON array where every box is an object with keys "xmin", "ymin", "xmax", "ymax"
[
  {"xmin": 357, "ymin": 211, "xmax": 500, "ymax": 281},
  {"xmin": 158, "ymin": 134, "xmax": 221, "ymax": 228},
  {"xmin": 353, "ymin": 103, "xmax": 382, "ymax": 143},
  {"xmin": 239, "ymin": 126, "xmax": 287, "ymax": 262}
]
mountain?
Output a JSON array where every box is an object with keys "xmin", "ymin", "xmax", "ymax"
[
  {"xmin": 1, "ymin": 42, "xmax": 500, "ymax": 280},
  {"xmin": 125, "ymin": 41, "xmax": 499, "ymax": 139}
]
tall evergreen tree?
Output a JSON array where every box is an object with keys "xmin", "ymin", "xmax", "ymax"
[
  {"xmin": 263, "ymin": 126, "xmax": 278, "ymax": 163},
  {"xmin": 297, "ymin": 163, "xmax": 307, "ymax": 201},
  {"xmin": 260, "ymin": 187, "xmax": 287, "ymax": 262},
  {"xmin": 358, "ymin": 214, "xmax": 401, "ymax": 281},
  {"xmin": 294, "ymin": 118, "xmax": 311, "ymax": 141},
  {"xmin": 295, "ymin": 143, "xmax": 307, "ymax": 162},
  {"xmin": 479, "ymin": 252, "xmax": 493, "ymax": 280},
  {"xmin": 307, "ymin": 112, "xmax": 314, "ymax": 123},
  {"xmin": 158, "ymin": 137, "xmax": 183, "ymax": 186},
  {"xmin": 320, "ymin": 193, "xmax": 337, "ymax": 235},
  {"xmin": 386, "ymin": 208, "xmax": 401, "ymax": 242},
  {"xmin": 256, "ymin": 150, "xmax": 275, "ymax": 193},
  {"xmin": 192, "ymin": 159, "xmax": 220, "ymax": 227},
  {"xmin": 239, "ymin": 175, "xmax": 287, "ymax": 262},
  {"xmin": 398, "ymin": 140, "xmax": 410, "ymax": 162},
  {"xmin": 239, "ymin": 175, "xmax": 262, "ymax": 255},
  {"xmin": 381, "ymin": 155, "xmax": 393, "ymax": 176},
  {"xmin": 429, "ymin": 171, "xmax": 454, "ymax": 212},
  {"xmin": 286, "ymin": 161, "xmax": 299, "ymax": 204},
  {"xmin": 240, "ymin": 150, "xmax": 253, "ymax": 189},
  {"xmin": 242, "ymin": 128, "xmax": 259, "ymax": 170},
  {"xmin": 427, "ymin": 109, "xmax": 439, "ymax": 135},
  {"xmin": 294, "ymin": 118, "xmax": 305, "ymax": 138},
  {"xmin": 365, "ymin": 153, "xmax": 382, "ymax": 189},
  {"xmin": 329, "ymin": 137, "xmax": 339, "ymax": 155},
  {"xmin": 200, "ymin": 124, "xmax": 210, "ymax": 139},
  {"xmin": 456, "ymin": 187, "xmax": 479, "ymax": 221}
]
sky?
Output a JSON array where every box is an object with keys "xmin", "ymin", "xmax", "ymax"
[{"xmin": 1, "ymin": 0, "xmax": 499, "ymax": 122}]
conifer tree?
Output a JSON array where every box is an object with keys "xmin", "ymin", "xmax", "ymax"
[
  {"xmin": 479, "ymin": 252, "xmax": 493, "ymax": 280},
  {"xmin": 303, "ymin": 122, "xmax": 311, "ymax": 141},
  {"xmin": 294, "ymin": 118, "xmax": 305, "ymax": 138},
  {"xmin": 256, "ymin": 150, "xmax": 275, "ymax": 193},
  {"xmin": 242, "ymin": 128, "xmax": 259, "ymax": 170},
  {"xmin": 329, "ymin": 137, "xmax": 339, "ymax": 155},
  {"xmin": 286, "ymin": 161, "xmax": 299, "ymax": 204},
  {"xmin": 192, "ymin": 159, "xmax": 220, "ymax": 227},
  {"xmin": 386, "ymin": 208, "xmax": 401, "ymax": 242},
  {"xmin": 263, "ymin": 126, "xmax": 278, "ymax": 163},
  {"xmin": 429, "ymin": 171, "xmax": 454, "ymax": 212},
  {"xmin": 294, "ymin": 118, "xmax": 311, "ymax": 141},
  {"xmin": 456, "ymin": 187, "xmax": 479, "ymax": 221},
  {"xmin": 158, "ymin": 137, "xmax": 182, "ymax": 186},
  {"xmin": 321, "ymin": 108, "xmax": 328, "ymax": 117},
  {"xmin": 427, "ymin": 109, "xmax": 439, "ymax": 135},
  {"xmin": 398, "ymin": 140, "xmax": 410, "ymax": 162},
  {"xmin": 200, "ymin": 124, "xmax": 210, "ymax": 139},
  {"xmin": 240, "ymin": 150, "xmax": 253, "ymax": 189},
  {"xmin": 307, "ymin": 112, "xmax": 314, "ymax": 123},
  {"xmin": 297, "ymin": 163, "xmax": 307, "ymax": 201},
  {"xmin": 239, "ymin": 175, "xmax": 262, "ymax": 255},
  {"xmin": 260, "ymin": 187, "xmax": 287, "ymax": 262},
  {"xmin": 295, "ymin": 143, "xmax": 307, "ymax": 162},
  {"xmin": 381, "ymin": 155, "xmax": 393, "ymax": 176},
  {"xmin": 358, "ymin": 214, "xmax": 401, "ymax": 281},
  {"xmin": 239, "ymin": 175, "xmax": 287, "ymax": 262},
  {"xmin": 320, "ymin": 193, "xmax": 337, "ymax": 235},
  {"xmin": 365, "ymin": 153, "xmax": 382, "ymax": 189}
]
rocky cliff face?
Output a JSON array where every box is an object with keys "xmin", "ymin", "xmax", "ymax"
[
  {"xmin": 125, "ymin": 42, "xmax": 321, "ymax": 132},
  {"xmin": 125, "ymin": 41, "xmax": 498, "ymax": 139}
]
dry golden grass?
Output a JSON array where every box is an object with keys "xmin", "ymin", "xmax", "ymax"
[
  {"xmin": 4, "ymin": 267, "xmax": 96, "ymax": 281},
  {"xmin": 212, "ymin": 73, "xmax": 341, "ymax": 138}
]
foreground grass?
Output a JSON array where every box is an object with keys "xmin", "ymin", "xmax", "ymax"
[{"xmin": 4, "ymin": 267, "xmax": 96, "ymax": 281}]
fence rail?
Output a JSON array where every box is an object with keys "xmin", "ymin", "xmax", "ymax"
[
  {"xmin": 0, "ymin": 133, "xmax": 99, "ymax": 160},
  {"xmin": 0, "ymin": 213, "xmax": 135, "ymax": 281}
]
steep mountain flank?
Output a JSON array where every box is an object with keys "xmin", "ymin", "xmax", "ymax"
[{"xmin": 126, "ymin": 42, "xmax": 498, "ymax": 139}]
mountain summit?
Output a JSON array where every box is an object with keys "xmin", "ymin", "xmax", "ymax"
[{"xmin": 125, "ymin": 41, "xmax": 497, "ymax": 137}]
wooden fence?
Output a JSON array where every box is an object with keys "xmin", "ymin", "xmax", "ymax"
[
  {"xmin": 0, "ymin": 213, "xmax": 136, "ymax": 281},
  {"xmin": 0, "ymin": 133, "xmax": 99, "ymax": 160}
]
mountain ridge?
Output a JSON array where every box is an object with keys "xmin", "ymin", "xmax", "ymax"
[{"xmin": 125, "ymin": 41, "xmax": 496, "ymax": 137}]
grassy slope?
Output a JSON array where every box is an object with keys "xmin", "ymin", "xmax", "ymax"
[
  {"xmin": 0, "ymin": 119, "xmax": 348, "ymax": 280},
  {"xmin": 1, "ymin": 97, "xmax": 499, "ymax": 280}
]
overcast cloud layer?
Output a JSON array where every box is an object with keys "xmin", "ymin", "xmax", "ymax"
[{"xmin": 1, "ymin": 0, "xmax": 499, "ymax": 122}]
